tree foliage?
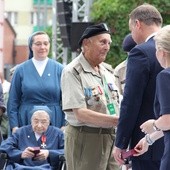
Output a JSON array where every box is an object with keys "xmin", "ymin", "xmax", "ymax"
[
  {"xmin": 45, "ymin": 26, "xmax": 53, "ymax": 58},
  {"xmin": 90, "ymin": 0, "xmax": 170, "ymax": 68}
]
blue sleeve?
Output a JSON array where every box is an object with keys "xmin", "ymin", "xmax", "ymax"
[
  {"xmin": 7, "ymin": 67, "xmax": 22, "ymax": 129},
  {"xmin": 157, "ymin": 71, "xmax": 170, "ymax": 115},
  {"xmin": 48, "ymin": 131, "xmax": 64, "ymax": 166},
  {"xmin": 0, "ymin": 130, "xmax": 23, "ymax": 163}
]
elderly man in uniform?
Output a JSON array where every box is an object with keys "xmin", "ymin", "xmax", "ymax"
[{"xmin": 61, "ymin": 23, "xmax": 120, "ymax": 170}]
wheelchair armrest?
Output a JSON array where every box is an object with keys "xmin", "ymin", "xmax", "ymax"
[
  {"xmin": 0, "ymin": 152, "xmax": 8, "ymax": 170},
  {"xmin": 0, "ymin": 152, "xmax": 8, "ymax": 159},
  {"xmin": 59, "ymin": 155, "xmax": 65, "ymax": 162},
  {"xmin": 58, "ymin": 155, "xmax": 66, "ymax": 170}
]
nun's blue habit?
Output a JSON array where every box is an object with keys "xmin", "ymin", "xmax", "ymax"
[
  {"xmin": 7, "ymin": 31, "xmax": 65, "ymax": 129},
  {"xmin": 0, "ymin": 106, "xmax": 64, "ymax": 169}
]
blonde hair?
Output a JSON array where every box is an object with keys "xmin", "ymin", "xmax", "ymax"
[{"xmin": 154, "ymin": 25, "xmax": 170, "ymax": 54}]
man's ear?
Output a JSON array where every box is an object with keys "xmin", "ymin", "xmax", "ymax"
[
  {"xmin": 82, "ymin": 38, "xmax": 89, "ymax": 46},
  {"xmin": 163, "ymin": 50, "xmax": 168, "ymax": 58},
  {"xmin": 135, "ymin": 19, "xmax": 141, "ymax": 29}
]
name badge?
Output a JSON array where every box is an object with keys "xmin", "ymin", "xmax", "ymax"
[{"xmin": 107, "ymin": 103, "xmax": 115, "ymax": 115}]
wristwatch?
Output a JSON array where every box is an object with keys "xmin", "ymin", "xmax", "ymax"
[
  {"xmin": 153, "ymin": 121, "xmax": 161, "ymax": 131},
  {"xmin": 145, "ymin": 134, "xmax": 155, "ymax": 145}
]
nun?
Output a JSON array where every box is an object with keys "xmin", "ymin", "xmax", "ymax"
[
  {"xmin": 0, "ymin": 105, "xmax": 64, "ymax": 170},
  {"xmin": 7, "ymin": 31, "xmax": 65, "ymax": 134}
]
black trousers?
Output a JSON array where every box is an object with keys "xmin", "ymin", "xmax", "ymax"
[{"xmin": 132, "ymin": 159, "xmax": 161, "ymax": 170}]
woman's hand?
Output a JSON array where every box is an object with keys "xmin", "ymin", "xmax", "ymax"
[
  {"xmin": 21, "ymin": 147, "xmax": 35, "ymax": 159},
  {"xmin": 133, "ymin": 137, "xmax": 149, "ymax": 156},
  {"xmin": 34, "ymin": 149, "xmax": 49, "ymax": 161},
  {"xmin": 140, "ymin": 119, "xmax": 155, "ymax": 134}
]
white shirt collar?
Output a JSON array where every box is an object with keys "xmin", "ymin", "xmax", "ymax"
[
  {"xmin": 32, "ymin": 57, "xmax": 48, "ymax": 65},
  {"xmin": 145, "ymin": 32, "xmax": 157, "ymax": 42},
  {"xmin": 34, "ymin": 132, "xmax": 41, "ymax": 141},
  {"xmin": 32, "ymin": 57, "xmax": 48, "ymax": 76}
]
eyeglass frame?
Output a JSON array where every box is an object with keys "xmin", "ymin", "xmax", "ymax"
[{"xmin": 33, "ymin": 41, "xmax": 50, "ymax": 47}]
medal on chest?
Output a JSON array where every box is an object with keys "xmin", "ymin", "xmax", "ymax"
[{"xmin": 41, "ymin": 134, "xmax": 47, "ymax": 149}]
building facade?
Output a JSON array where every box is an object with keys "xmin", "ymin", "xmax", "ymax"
[{"xmin": 4, "ymin": 0, "xmax": 52, "ymax": 65}]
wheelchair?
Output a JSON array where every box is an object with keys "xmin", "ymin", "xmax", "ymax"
[
  {"xmin": 57, "ymin": 155, "xmax": 66, "ymax": 170},
  {"xmin": 0, "ymin": 127, "xmax": 8, "ymax": 170},
  {"xmin": 0, "ymin": 153, "xmax": 7, "ymax": 170},
  {"xmin": 0, "ymin": 153, "xmax": 66, "ymax": 170},
  {"xmin": 0, "ymin": 128, "xmax": 66, "ymax": 170}
]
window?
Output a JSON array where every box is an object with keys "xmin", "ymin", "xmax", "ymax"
[
  {"xmin": 7, "ymin": 12, "xmax": 18, "ymax": 25},
  {"xmin": 31, "ymin": 12, "xmax": 37, "ymax": 25}
]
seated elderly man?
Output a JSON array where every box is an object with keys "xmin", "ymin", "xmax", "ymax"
[{"xmin": 0, "ymin": 105, "xmax": 64, "ymax": 170}]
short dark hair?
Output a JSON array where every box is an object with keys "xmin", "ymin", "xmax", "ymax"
[
  {"xmin": 122, "ymin": 34, "xmax": 136, "ymax": 52},
  {"xmin": 129, "ymin": 3, "xmax": 163, "ymax": 26}
]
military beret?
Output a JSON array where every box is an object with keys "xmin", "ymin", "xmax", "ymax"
[
  {"xmin": 122, "ymin": 33, "xmax": 136, "ymax": 52},
  {"xmin": 78, "ymin": 23, "xmax": 110, "ymax": 46}
]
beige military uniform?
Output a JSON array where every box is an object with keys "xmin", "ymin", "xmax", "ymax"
[
  {"xmin": 114, "ymin": 59, "xmax": 127, "ymax": 96},
  {"xmin": 62, "ymin": 53, "xmax": 120, "ymax": 126},
  {"xmin": 61, "ymin": 53, "xmax": 120, "ymax": 170}
]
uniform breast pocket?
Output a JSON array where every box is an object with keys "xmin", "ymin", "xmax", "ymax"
[
  {"xmin": 85, "ymin": 96, "xmax": 106, "ymax": 113},
  {"xmin": 84, "ymin": 86, "xmax": 107, "ymax": 114}
]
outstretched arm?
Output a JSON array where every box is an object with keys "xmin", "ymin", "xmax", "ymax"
[{"xmin": 134, "ymin": 131, "xmax": 164, "ymax": 156}]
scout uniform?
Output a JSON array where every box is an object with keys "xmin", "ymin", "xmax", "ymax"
[
  {"xmin": 114, "ymin": 34, "xmax": 136, "ymax": 96},
  {"xmin": 62, "ymin": 53, "xmax": 120, "ymax": 170},
  {"xmin": 62, "ymin": 23, "xmax": 121, "ymax": 170},
  {"xmin": 114, "ymin": 59, "xmax": 127, "ymax": 95}
]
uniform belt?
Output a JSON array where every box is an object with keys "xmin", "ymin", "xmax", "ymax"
[{"xmin": 72, "ymin": 125, "xmax": 115, "ymax": 134}]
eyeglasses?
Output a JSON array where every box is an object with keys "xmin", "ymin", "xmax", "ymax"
[
  {"xmin": 33, "ymin": 41, "xmax": 50, "ymax": 47},
  {"xmin": 32, "ymin": 119, "xmax": 49, "ymax": 125}
]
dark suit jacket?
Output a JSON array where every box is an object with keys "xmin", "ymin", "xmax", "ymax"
[{"xmin": 115, "ymin": 37, "xmax": 164, "ymax": 161}]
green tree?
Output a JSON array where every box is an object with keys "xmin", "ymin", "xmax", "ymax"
[
  {"xmin": 91, "ymin": 0, "xmax": 170, "ymax": 68},
  {"xmin": 45, "ymin": 26, "xmax": 52, "ymax": 58}
]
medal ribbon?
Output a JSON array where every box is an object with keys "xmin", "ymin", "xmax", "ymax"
[
  {"xmin": 41, "ymin": 134, "xmax": 47, "ymax": 148},
  {"xmin": 41, "ymin": 134, "xmax": 46, "ymax": 144}
]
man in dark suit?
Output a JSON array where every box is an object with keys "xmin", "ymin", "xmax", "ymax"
[{"xmin": 113, "ymin": 4, "xmax": 164, "ymax": 170}]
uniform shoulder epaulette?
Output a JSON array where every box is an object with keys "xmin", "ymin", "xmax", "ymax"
[
  {"xmin": 73, "ymin": 63, "xmax": 83, "ymax": 75},
  {"xmin": 72, "ymin": 63, "xmax": 83, "ymax": 84}
]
